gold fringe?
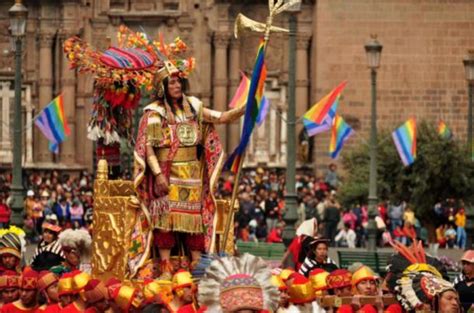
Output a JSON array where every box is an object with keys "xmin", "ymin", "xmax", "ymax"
[{"xmin": 154, "ymin": 212, "xmax": 203, "ymax": 234}]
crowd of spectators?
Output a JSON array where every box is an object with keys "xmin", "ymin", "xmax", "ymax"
[
  {"xmin": 0, "ymin": 163, "xmax": 469, "ymax": 250},
  {"xmin": 218, "ymin": 164, "xmax": 468, "ymax": 250},
  {"xmin": 0, "ymin": 170, "xmax": 96, "ymax": 243}
]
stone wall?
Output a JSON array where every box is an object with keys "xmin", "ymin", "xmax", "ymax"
[{"xmin": 311, "ymin": 0, "xmax": 474, "ymax": 172}]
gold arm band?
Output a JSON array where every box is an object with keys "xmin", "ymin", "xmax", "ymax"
[
  {"xmin": 157, "ymin": 146, "xmax": 197, "ymax": 162},
  {"xmin": 147, "ymin": 155, "xmax": 162, "ymax": 176}
]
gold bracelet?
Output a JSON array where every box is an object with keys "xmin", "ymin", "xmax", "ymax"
[{"xmin": 147, "ymin": 155, "xmax": 161, "ymax": 176}]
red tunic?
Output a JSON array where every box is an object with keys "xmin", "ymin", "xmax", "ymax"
[
  {"xmin": 177, "ymin": 304, "xmax": 198, "ymax": 313},
  {"xmin": 40, "ymin": 304, "xmax": 62, "ymax": 313},
  {"xmin": 61, "ymin": 303, "xmax": 84, "ymax": 313},
  {"xmin": 0, "ymin": 301, "xmax": 38, "ymax": 313}
]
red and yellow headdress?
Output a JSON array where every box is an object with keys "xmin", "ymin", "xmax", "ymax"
[
  {"xmin": 287, "ymin": 272, "xmax": 315, "ymax": 304},
  {"xmin": 326, "ymin": 269, "xmax": 352, "ymax": 290},
  {"xmin": 0, "ymin": 270, "xmax": 19, "ymax": 289},
  {"xmin": 37, "ymin": 271, "xmax": 58, "ymax": 292},
  {"xmin": 308, "ymin": 268, "xmax": 329, "ymax": 295},
  {"xmin": 63, "ymin": 25, "xmax": 195, "ymax": 146},
  {"xmin": 84, "ymin": 279, "xmax": 109, "ymax": 304},
  {"xmin": 20, "ymin": 268, "xmax": 39, "ymax": 290}
]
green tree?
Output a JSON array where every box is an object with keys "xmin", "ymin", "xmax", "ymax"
[{"xmin": 339, "ymin": 121, "xmax": 474, "ymax": 225}]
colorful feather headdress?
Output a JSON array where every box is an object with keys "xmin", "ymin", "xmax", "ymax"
[
  {"xmin": 63, "ymin": 25, "xmax": 195, "ymax": 144},
  {"xmin": 387, "ymin": 239, "xmax": 454, "ymax": 311}
]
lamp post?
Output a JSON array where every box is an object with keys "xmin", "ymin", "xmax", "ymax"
[
  {"xmin": 364, "ymin": 35, "xmax": 382, "ymax": 251},
  {"xmin": 463, "ymin": 50, "xmax": 474, "ymax": 248},
  {"xmin": 8, "ymin": 0, "xmax": 28, "ymax": 227},
  {"xmin": 282, "ymin": 1, "xmax": 301, "ymax": 248}
]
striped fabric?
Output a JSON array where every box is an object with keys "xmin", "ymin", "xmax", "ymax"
[
  {"xmin": 100, "ymin": 47, "xmax": 155, "ymax": 70},
  {"xmin": 30, "ymin": 240, "xmax": 65, "ymax": 264},
  {"xmin": 298, "ymin": 257, "xmax": 338, "ymax": 277},
  {"xmin": 0, "ymin": 233, "xmax": 22, "ymax": 258}
]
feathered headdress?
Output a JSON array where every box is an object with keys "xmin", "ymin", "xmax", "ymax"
[
  {"xmin": 58, "ymin": 229, "xmax": 92, "ymax": 262},
  {"xmin": 63, "ymin": 25, "xmax": 195, "ymax": 145},
  {"xmin": 198, "ymin": 253, "xmax": 279, "ymax": 313},
  {"xmin": 387, "ymin": 239, "xmax": 454, "ymax": 311}
]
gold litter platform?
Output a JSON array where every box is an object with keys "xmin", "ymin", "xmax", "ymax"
[{"xmin": 91, "ymin": 159, "xmax": 235, "ymax": 281}]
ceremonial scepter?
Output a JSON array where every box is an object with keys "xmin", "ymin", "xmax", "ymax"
[{"xmin": 221, "ymin": 0, "xmax": 301, "ymax": 253}]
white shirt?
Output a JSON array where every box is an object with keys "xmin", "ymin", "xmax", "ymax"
[{"xmin": 335, "ymin": 228, "xmax": 357, "ymax": 248}]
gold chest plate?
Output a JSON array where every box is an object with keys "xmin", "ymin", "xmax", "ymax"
[{"xmin": 176, "ymin": 123, "xmax": 198, "ymax": 146}]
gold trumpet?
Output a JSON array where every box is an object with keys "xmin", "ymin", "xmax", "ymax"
[{"xmin": 234, "ymin": 13, "xmax": 288, "ymax": 39}]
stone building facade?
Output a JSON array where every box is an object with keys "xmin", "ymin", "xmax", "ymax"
[{"xmin": 0, "ymin": 0, "xmax": 473, "ymax": 173}]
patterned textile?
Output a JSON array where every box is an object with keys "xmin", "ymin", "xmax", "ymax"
[
  {"xmin": 133, "ymin": 97, "xmax": 223, "ymax": 253},
  {"xmin": 100, "ymin": 47, "xmax": 155, "ymax": 70}
]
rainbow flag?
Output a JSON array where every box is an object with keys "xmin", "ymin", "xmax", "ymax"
[
  {"xmin": 34, "ymin": 94, "xmax": 70, "ymax": 154},
  {"xmin": 392, "ymin": 118, "xmax": 417, "ymax": 166},
  {"xmin": 225, "ymin": 40, "xmax": 267, "ymax": 173},
  {"xmin": 303, "ymin": 81, "xmax": 347, "ymax": 125},
  {"xmin": 229, "ymin": 72, "xmax": 269, "ymax": 127},
  {"xmin": 303, "ymin": 96, "xmax": 340, "ymax": 136},
  {"xmin": 437, "ymin": 120, "xmax": 452, "ymax": 140},
  {"xmin": 329, "ymin": 114, "xmax": 354, "ymax": 159}
]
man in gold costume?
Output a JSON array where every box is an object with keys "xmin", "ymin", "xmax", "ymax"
[{"xmin": 134, "ymin": 59, "xmax": 244, "ymax": 278}]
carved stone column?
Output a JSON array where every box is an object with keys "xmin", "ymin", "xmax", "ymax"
[
  {"xmin": 59, "ymin": 31, "xmax": 76, "ymax": 165},
  {"xmin": 36, "ymin": 33, "xmax": 54, "ymax": 163},
  {"xmin": 296, "ymin": 33, "xmax": 311, "ymax": 118},
  {"xmin": 212, "ymin": 32, "xmax": 231, "ymax": 152},
  {"xmin": 228, "ymin": 39, "xmax": 241, "ymax": 152}
]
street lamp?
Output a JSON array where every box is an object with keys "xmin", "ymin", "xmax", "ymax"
[
  {"xmin": 8, "ymin": 0, "xmax": 28, "ymax": 227},
  {"xmin": 282, "ymin": 0, "xmax": 301, "ymax": 249},
  {"xmin": 463, "ymin": 50, "xmax": 474, "ymax": 248},
  {"xmin": 364, "ymin": 35, "xmax": 382, "ymax": 251}
]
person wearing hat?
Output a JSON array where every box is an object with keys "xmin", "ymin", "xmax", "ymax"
[
  {"xmin": 326, "ymin": 269, "xmax": 352, "ymax": 297},
  {"xmin": 350, "ymin": 264, "xmax": 379, "ymax": 296},
  {"xmin": 104, "ymin": 277, "xmax": 122, "ymax": 313},
  {"xmin": 283, "ymin": 218, "xmax": 319, "ymax": 270},
  {"xmin": 36, "ymin": 271, "xmax": 58, "ymax": 311},
  {"xmin": 298, "ymin": 238, "xmax": 338, "ymax": 277},
  {"xmin": 30, "ymin": 223, "xmax": 64, "ymax": 272},
  {"xmin": 286, "ymin": 272, "xmax": 315, "ymax": 312},
  {"xmin": 271, "ymin": 275, "xmax": 290, "ymax": 312},
  {"xmin": 132, "ymin": 38, "xmax": 247, "ymax": 278},
  {"xmin": 142, "ymin": 279, "xmax": 173, "ymax": 308},
  {"xmin": 198, "ymin": 254, "xmax": 279, "ymax": 313},
  {"xmin": 0, "ymin": 227, "xmax": 25, "ymax": 275},
  {"xmin": 82, "ymin": 279, "xmax": 110, "ymax": 313},
  {"xmin": 24, "ymin": 191, "xmax": 35, "ymax": 222},
  {"xmin": 0, "ymin": 271, "xmax": 20, "ymax": 308},
  {"xmin": 454, "ymin": 250, "xmax": 474, "ymax": 312},
  {"xmin": 52, "ymin": 229, "xmax": 91, "ymax": 275},
  {"xmin": 61, "ymin": 270, "xmax": 91, "ymax": 312},
  {"xmin": 110, "ymin": 285, "xmax": 143, "ymax": 313},
  {"xmin": 1, "ymin": 268, "xmax": 39, "ymax": 313},
  {"xmin": 168, "ymin": 270, "xmax": 196, "ymax": 312}
]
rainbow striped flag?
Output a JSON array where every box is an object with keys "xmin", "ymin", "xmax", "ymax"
[
  {"xmin": 392, "ymin": 118, "xmax": 417, "ymax": 166},
  {"xmin": 303, "ymin": 81, "xmax": 347, "ymax": 126},
  {"xmin": 303, "ymin": 95, "xmax": 340, "ymax": 136},
  {"xmin": 437, "ymin": 120, "xmax": 452, "ymax": 140},
  {"xmin": 225, "ymin": 40, "xmax": 267, "ymax": 173},
  {"xmin": 229, "ymin": 72, "xmax": 269, "ymax": 127},
  {"xmin": 329, "ymin": 114, "xmax": 354, "ymax": 159},
  {"xmin": 34, "ymin": 94, "xmax": 70, "ymax": 154}
]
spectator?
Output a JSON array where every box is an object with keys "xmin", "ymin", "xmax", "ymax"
[
  {"xmin": 388, "ymin": 201, "xmax": 405, "ymax": 234},
  {"xmin": 267, "ymin": 223, "xmax": 283, "ymax": 243},
  {"xmin": 70, "ymin": 200, "xmax": 84, "ymax": 227},
  {"xmin": 0, "ymin": 192, "xmax": 11, "ymax": 228},
  {"xmin": 444, "ymin": 224, "xmax": 457, "ymax": 249},
  {"xmin": 53, "ymin": 197, "xmax": 71, "ymax": 226},
  {"xmin": 454, "ymin": 250, "xmax": 474, "ymax": 312},
  {"xmin": 324, "ymin": 163, "xmax": 339, "ymax": 190},
  {"xmin": 455, "ymin": 208, "xmax": 466, "ymax": 249},
  {"xmin": 264, "ymin": 191, "xmax": 279, "ymax": 232},
  {"xmin": 335, "ymin": 223, "xmax": 356, "ymax": 248},
  {"xmin": 323, "ymin": 199, "xmax": 340, "ymax": 245}
]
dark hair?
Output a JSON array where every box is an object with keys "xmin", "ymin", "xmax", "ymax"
[{"xmin": 162, "ymin": 76, "xmax": 195, "ymax": 117}]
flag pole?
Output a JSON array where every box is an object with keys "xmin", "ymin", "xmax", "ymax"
[{"xmin": 221, "ymin": 0, "xmax": 290, "ymax": 252}]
